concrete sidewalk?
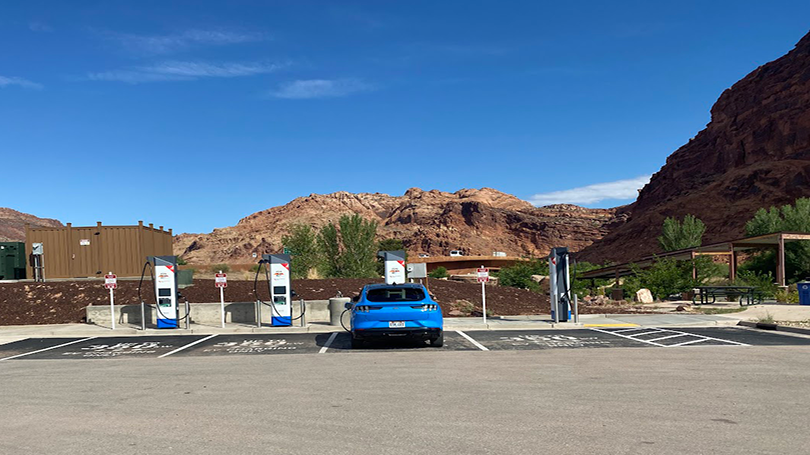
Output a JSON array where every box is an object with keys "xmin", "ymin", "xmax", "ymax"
[{"xmin": 0, "ymin": 313, "xmax": 742, "ymax": 345}]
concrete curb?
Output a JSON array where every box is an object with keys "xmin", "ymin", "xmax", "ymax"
[{"xmin": 737, "ymin": 320, "xmax": 810, "ymax": 336}]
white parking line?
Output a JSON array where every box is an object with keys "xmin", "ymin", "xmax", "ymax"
[
  {"xmin": 456, "ymin": 330, "xmax": 489, "ymax": 351},
  {"xmin": 0, "ymin": 337, "xmax": 97, "ymax": 361},
  {"xmin": 669, "ymin": 338, "xmax": 713, "ymax": 347},
  {"xmin": 589, "ymin": 328, "xmax": 667, "ymax": 347},
  {"xmin": 158, "ymin": 334, "xmax": 218, "ymax": 358},
  {"xmin": 319, "ymin": 332, "xmax": 338, "ymax": 354},
  {"xmin": 594, "ymin": 328, "xmax": 750, "ymax": 347},
  {"xmin": 647, "ymin": 333, "xmax": 690, "ymax": 342}
]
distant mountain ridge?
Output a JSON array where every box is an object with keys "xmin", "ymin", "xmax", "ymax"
[
  {"xmin": 0, "ymin": 208, "xmax": 63, "ymax": 242},
  {"xmin": 174, "ymin": 188, "xmax": 619, "ymax": 264}
]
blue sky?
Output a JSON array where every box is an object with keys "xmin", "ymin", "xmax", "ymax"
[{"xmin": 1, "ymin": 1, "xmax": 809, "ymax": 234}]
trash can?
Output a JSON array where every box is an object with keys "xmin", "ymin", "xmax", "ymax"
[
  {"xmin": 798, "ymin": 281, "xmax": 810, "ymax": 306},
  {"xmin": 329, "ymin": 297, "xmax": 351, "ymax": 326}
]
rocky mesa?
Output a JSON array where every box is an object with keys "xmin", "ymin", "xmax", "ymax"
[
  {"xmin": 581, "ymin": 30, "xmax": 810, "ymax": 263},
  {"xmin": 174, "ymin": 188, "xmax": 618, "ymax": 264},
  {"xmin": 0, "ymin": 208, "xmax": 63, "ymax": 242}
]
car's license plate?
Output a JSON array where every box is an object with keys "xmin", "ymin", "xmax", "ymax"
[{"xmin": 389, "ymin": 321, "xmax": 405, "ymax": 328}]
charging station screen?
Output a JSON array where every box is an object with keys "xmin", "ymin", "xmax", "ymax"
[
  {"xmin": 159, "ymin": 288, "xmax": 171, "ymax": 296},
  {"xmin": 274, "ymin": 286, "xmax": 286, "ymax": 294}
]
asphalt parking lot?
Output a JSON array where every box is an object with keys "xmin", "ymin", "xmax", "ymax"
[{"xmin": 2, "ymin": 327, "xmax": 810, "ymax": 361}]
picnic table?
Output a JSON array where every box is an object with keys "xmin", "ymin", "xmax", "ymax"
[{"xmin": 693, "ymin": 286, "xmax": 760, "ymax": 306}]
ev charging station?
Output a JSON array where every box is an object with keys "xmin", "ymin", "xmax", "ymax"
[
  {"xmin": 151, "ymin": 255, "xmax": 179, "ymax": 328},
  {"xmin": 378, "ymin": 250, "xmax": 406, "ymax": 285},
  {"xmin": 548, "ymin": 247, "xmax": 572, "ymax": 323},
  {"xmin": 261, "ymin": 253, "xmax": 292, "ymax": 326}
]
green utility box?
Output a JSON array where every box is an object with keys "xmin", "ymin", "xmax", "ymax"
[{"xmin": 0, "ymin": 242, "xmax": 27, "ymax": 280}]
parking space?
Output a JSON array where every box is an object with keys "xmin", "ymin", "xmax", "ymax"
[
  {"xmin": 2, "ymin": 327, "xmax": 810, "ymax": 362},
  {"xmin": 4, "ymin": 335, "xmax": 209, "ymax": 360},
  {"xmin": 174, "ymin": 333, "xmax": 325, "ymax": 356}
]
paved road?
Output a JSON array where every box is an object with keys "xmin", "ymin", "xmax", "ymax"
[{"xmin": 1, "ymin": 329, "xmax": 810, "ymax": 454}]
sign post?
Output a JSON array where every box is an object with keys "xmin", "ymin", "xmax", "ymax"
[
  {"xmin": 477, "ymin": 266, "xmax": 489, "ymax": 324},
  {"xmin": 104, "ymin": 272, "xmax": 117, "ymax": 330},
  {"xmin": 215, "ymin": 271, "xmax": 227, "ymax": 328}
]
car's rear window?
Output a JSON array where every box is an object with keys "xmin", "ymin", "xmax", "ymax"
[{"xmin": 366, "ymin": 287, "xmax": 426, "ymax": 302}]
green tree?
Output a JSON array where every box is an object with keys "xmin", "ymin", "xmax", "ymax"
[
  {"xmin": 316, "ymin": 214, "xmax": 379, "ymax": 278},
  {"xmin": 282, "ymin": 224, "xmax": 319, "ymax": 279},
  {"xmin": 658, "ymin": 214, "xmax": 706, "ymax": 251},
  {"xmin": 339, "ymin": 214, "xmax": 379, "ymax": 278},
  {"xmin": 317, "ymin": 223, "xmax": 341, "ymax": 278},
  {"xmin": 743, "ymin": 198, "xmax": 810, "ymax": 283},
  {"xmin": 428, "ymin": 266, "xmax": 449, "ymax": 279}
]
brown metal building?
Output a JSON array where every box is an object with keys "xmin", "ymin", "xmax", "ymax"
[{"xmin": 25, "ymin": 221, "xmax": 172, "ymax": 279}]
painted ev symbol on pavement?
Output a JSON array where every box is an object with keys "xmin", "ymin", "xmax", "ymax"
[
  {"xmin": 499, "ymin": 334, "xmax": 611, "ymax": 348},
  {"xmin": 63, "ymin": 341, "xmax": 170, "ymax": 357},
  {"xmin": 203, "ymin": 338, "xmax": 305, "ymax": 354}
]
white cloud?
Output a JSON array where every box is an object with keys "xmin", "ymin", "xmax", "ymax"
[
  {"xmin": 527, "ymin": 175, "xmax": 651, "ymax": 206},
  {"xmin": 111, "ymin": 29, "xmax": 266, "ymax": 55},
  {"xmin": 87, "ymin": 60, "xmax": 284, "ymax": 84},
  {"xmin": 0, "ymin": 75, "xmax": 43, "ymax": 90},
  {"xmin": 269, "ymin": 79, "xmax": 373, "ymax": 99},
  {"xmin": 29, "ymin": 21, "xmax": 54, "ymax": 33}
]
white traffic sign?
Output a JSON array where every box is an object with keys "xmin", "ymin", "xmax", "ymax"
[
  {"xmin": 215, "ymin": 271, "xmax": 227, "ymax": 328},
  {"xmin": 105, "ymin": 272, "xmax": 117, "ymax": 330},
  {"xmin": 477, "ymin": 265, "xmax": 489, "ymax": 324}
]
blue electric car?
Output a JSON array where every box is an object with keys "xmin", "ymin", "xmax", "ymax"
[{"xmin": 348, "ymin": 283, "xmax": 443, "ymax": 348}]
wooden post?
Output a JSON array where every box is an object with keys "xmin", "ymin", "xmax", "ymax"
[
  {"xmin": 728, "ymin": 243, "xmax": 736, "ymax": 282},
  {"xmin": 778, "ymin": 234, "xmax": 786, "ymax": 287},
  {"xmin": 691, "ymin": 251, "xmax": 697, "ymax": 281}
]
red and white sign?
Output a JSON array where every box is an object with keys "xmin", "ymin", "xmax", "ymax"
[
  {"xmin": 104, "ymin": 274, "xmax": 117, "ymax": 289},
  {"xmin": 477, "ymin": 268, "xmax": 489, "ymax": 283},
  {"xmin": 215, "ymin": 272, "xmax": 228, "ymax": 288}
]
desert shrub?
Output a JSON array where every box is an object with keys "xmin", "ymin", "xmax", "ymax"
[
  {"xmin": 497, "ymin": 260, "xmax": 546, "ymax": 292},
  {"xmin": 176, "ymin": 257, "xmax": 187, "ymax": 265},
  {"xmin": 210, "ymin": 263, "xmax": 230, "ymax": 273},
  {"xmin": 571, "ymin": 261, "xmax": 611, "ymax": 298},
  {"xmin": 775, "ymin": 288, "xmax": 800, "ymax": 304},
  {"xmin": 428, "ymin": 266, "xmax": 449, "ymax": 279},
  {"xmin": 734, "ymin": 270, "xmax": 778, "ymax": 297}
]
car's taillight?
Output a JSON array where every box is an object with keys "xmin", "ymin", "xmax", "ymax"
[
  {"xmin": 356, "ymin": 305, "xmax": 371, "ymax": 312},
  {"xmin": 420, "ymin": 304, "xmax": 438, "ymax": 312}
]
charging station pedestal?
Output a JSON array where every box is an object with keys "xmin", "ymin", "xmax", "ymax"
[
  {"xmin": 548, "ymin": 247, "xmax": 571, "ymax": 323},
  {"xmin": 151, "ymin": 255, "xmax": 179, "ymax": 328},
  {"xmin": 262, "ymin": 254, "xmax": 292, "ymax": 326},
  {"xmin": 378, "ymin": 250, "xmax": 406, "ymax": 285}
]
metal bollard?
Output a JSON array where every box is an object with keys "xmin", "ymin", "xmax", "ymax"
[
  {"xmin": 256, "ymin": 300, "xmax": 262, "ymax": 328},
  {"xmin": 185, "ymin": 300, "xmax": 190, "ymax": 330},
  {"xmin": 573, "ymin": 295, "xmax": 579, "ymax": 324},
  {"xmin": 300, "ymin": 299, "xmax": 306, "ymax": 328},
  {"xmin": 140, "ymin": 301, "xmax": 146, "ymax": 330}
]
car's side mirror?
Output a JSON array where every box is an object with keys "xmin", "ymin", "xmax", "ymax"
[
  {"xmin": 291, "ymin": 290, "xmax": 298, "ymax": 297},
  {"xmin": 352, "ymin": 294, "xmax": 360, "ymax": 302},
  {"xmin": 344, "ymin": 302, "xmax": 353, "ymax": 310}
]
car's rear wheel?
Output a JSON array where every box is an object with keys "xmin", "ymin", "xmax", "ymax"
[
  {"xmin": 430, "ymin": 332, "xmax": 444, "ymax": 347},
  {"xmin": 351, "ymin": 336, "xmax": 365, "ymax": 349}
]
